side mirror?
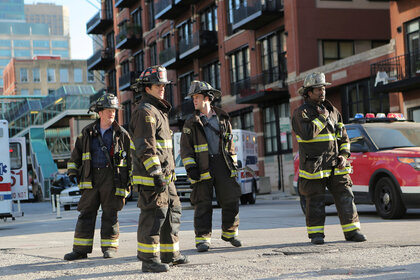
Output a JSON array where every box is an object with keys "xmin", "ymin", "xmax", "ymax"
[{"xmin": 350, "ymin": 143, "xmax": 369, "ymax": 153}]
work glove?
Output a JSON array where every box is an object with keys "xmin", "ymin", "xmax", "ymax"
[
  {"xmin": 187, "ymin": 167, "xmax": 201, "ymax": 181},
  {"xmin": 69, "ymin": 175, "xmax": 77, "ymax": 185},
  {"xmin": 153, "ymin": 174, "xmax": 167, "ymax": 193},
  {"xmin": 317, "ymin": 105, "xmax": 329, "ymax": 119},
  {"xmin": 337, "ymin": 155, "xmax": 347, "ymax": 169}
]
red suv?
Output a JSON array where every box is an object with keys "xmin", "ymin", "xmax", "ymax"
[{"xmin": 294, "ymin": 117, "xmax": 420, "ymax": 219}]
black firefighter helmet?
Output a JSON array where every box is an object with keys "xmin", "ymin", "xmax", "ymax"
[
  {"xmin": 187, "ymin": 80, "xmax": 221, "ymax": 101},
  {"xmin": 131, "ymin": 65, "xmax": 171, "ymax": 94},
  {"xmin": 88, "ymin": 92, "xmax": 120, "ymax": 113}
]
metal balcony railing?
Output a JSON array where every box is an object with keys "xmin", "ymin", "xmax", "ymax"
[
  {"xmin": 86, "ymin": 11, "xmax": 113, "ymax": 34},
  {"xmin": 119, "ymin": 71, "xmax": 141, "ymax": 91},
  {"xmin": 159, "ymin": 46, "xmax": 177, "ymax": 66},
  {"xmin": 87, "ymin": 48, "xmax": 115, "ymax": 71},
  {"xmin": 116, "ymin": 23, "xmax": 142, "ymax": 49},
  {"xmin": 232, "ymin": 0, "xmax": 284, "ymax": 30},
  {"xmin": 371, "ymin": 49, "xmax": 420, "ymax": 88},
  {"xmin": 179, "ymin": 31, "xmax": 218, "ymax": 59}
]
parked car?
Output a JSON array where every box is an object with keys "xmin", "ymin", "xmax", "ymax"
[
  {"xmin": 51, "ymin": 173, "xmax": 80, "ymax": 211},
  {"xmin": 293, "ymin": 115, "xmax": 420, "ymax": 219},
  {"xmin": 174, "ymin": 155, "xmax": 192, "ymax": 202}
]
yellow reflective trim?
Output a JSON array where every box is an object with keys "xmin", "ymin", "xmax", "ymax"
[
  {"xmin": 231, "ymin": 170, "xmax": 237, "ymax": 177},
  {"xmin": 82, "ymin": 152, "xmax": 91, "ymax": 160},
  {"xmin": 160, "ymin": 242, "xmax": 180, "ymax": 253},
  {"xmin": 194, "ymin": 144, "xmax": 208, "ymax": 153},
  {"xmin": 307, "ymin": 226, "xmax": 324, "ymax": 234},
  {"xmin": 296, "ymin": 134, "xmax": 336, "ymax": 143},
  {"xmin": 340, "ymin": 143, "xmax": 350, "ymax": 151},
  {"xmin": 334, "ymin": 166, "xmax": 352, "ymax": 175},
  {"xmin": 101, "ymin": 239, "xmax": 119, "ymax": 247},
  {"xmin": 79, "ymin": 181, "xmax": 93, "ymax": 189},
  {"xmin": 195, "ymin": 237, "xmax": 211, "ymax": 245},
  {"xmin": 156, "ymin": 139, "xmax": 173, "ymax": 149},
  {"xmin": 222, "ymin": 230, "xmax": 238, "ymax": 239},
  {"xmin": 182, "ymin": 157, "xmax": 196, "ymax": 167},
  {"xmin": 130, "ymin": 140, "xmax": 136, "ymax": 150},
  {"xmin": 137, "ymin": 242, "xmax": 160, "ymax": 253},
  {"xmin": 133, "ymin": 174, "xmax": 173, "ymax": 186},
  {"xmin": 74, "ymin": 238, "xmax": 93, "ymax": 246},
  {"xmin": 341, "ymin": 222, "xmax": 360, "ymax": 232},
  {"xmin": 190, "ymin": 172, "xmax": 212, "ymax": 184},
  {"xmin": 67, "ymin": 162, "xmax": 77, "ymax": 169},
  {"xmin": 231, "ymin": 154, "xmax": 238, "ymax": 163},
  {"xmin": 299, "ymin": 169, "xmax": 331, "ymax": 180},
  {"xmin": 312, "ymin": 118, "xmax": 326, "ymax": 131},
  {"xmin": 143, "ymin": 156, "xmax": 160, "ymax": 171},
  {"xmin": 115, "ymin": 187, "xmax": 130, "ymax": 197}
]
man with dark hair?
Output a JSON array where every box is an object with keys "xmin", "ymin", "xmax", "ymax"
[
  {"xmin": 130, "ymin": 65, "xmax": 188, "ymax": 273},
  {"xmin": 292, "ymin": 72, "xmax": 367, "ymax": 245},
  {"xmin": 180, "ymin": 80, "xmax": 242, "ymax": 253},
  {"xmin": 65, "ymin": 93, "xmax": 133, "ymax": 260}
]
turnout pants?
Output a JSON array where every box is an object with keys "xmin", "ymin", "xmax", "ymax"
[
  {"xmin": 299, "ymin": 173, "xmax": 360, "ymax": 239},
  {"xmin": 137, "ymin": 181, "xmax": 182, "ymax": 263},
  {"xmin": 190, "ymin": 154, "xmax": 241, "ymax": 246},
  {"xmin": 72, "ymin": 167, "xmax": 124, "ymax": 254}
]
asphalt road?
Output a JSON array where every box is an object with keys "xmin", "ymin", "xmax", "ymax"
[{"xmin": 0, "ymin": 193, "xmax": 419, "ymax": 280}]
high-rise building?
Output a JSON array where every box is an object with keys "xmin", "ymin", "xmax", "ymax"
[
  {"xmin": 25, "ymin": 3, "xmax": 70, "ymax": 36},
  {"xmin": 0, "ymin": 0, "xmax": 25, "ymax": 23}
]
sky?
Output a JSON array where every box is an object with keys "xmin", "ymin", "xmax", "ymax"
[{"xmin": 24, "ymin": 0, "xmax": 100, "ymax": 60}]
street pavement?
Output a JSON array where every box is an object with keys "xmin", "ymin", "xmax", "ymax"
[{"xmin": 0, "ymin": 191, "xmax": 419, "ymax": 280}]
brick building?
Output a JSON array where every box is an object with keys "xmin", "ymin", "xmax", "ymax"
[{"xmin": 87, "ymin": 0, "xmax": 400, "ymax": 191}]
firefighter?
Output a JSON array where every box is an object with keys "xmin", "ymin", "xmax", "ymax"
[
  {"xmin": 180, "ymin": 80, "xmax": 242, "ymax": 253},
  {"xmin": 292, "ymin": 72, "xmax": 367, "ymax": 245},
  {"xmin": 129, "ymin": 65, "xmax": 188, "ymax": 273},
  {"xmin": 64, "ymin": 93, "xmax": 133, "ymax": 260}
]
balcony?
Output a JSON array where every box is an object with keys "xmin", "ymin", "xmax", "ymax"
[
  {"xmin": 169, "ymin": 98, "xmax": 194, "ymax": 127},
  {"xmin": 232, "ymin": 0, "xmax": 284, "ymax": 31},
  {"xmin": 116, "ymin": 23, "xmax": 142, "ymax": 50},
  {"xmin": 115, "ymin": 0, "xmax": 138, "ymax": 8},
  {"xmin": 179, "ymin": 31, "xmax": 218, "ymax": 61},
  {"xmin": 159, "ymin": 46, "xmax": 178, "ymax": 69},
  {"xmin": 155, "ymin": 0, "xmax": 188, "ymax": 20},
  {"xmin": 87, "ymin": 48, "xmax": 115, "ymax": 71},
  {"xmin": 86, "ymin": 12, "xmax": 113, "ymax": 35},
  {"xmin": 119, "ymin": 71, "xmax": 141, "ymax": 91},
  {"xmin": 235, "ymin": 57, "xmax": 288, "ymax": 104},
  {"xmin": 371, "ymin": 50, "xmax": 420, "ymax": 93}
]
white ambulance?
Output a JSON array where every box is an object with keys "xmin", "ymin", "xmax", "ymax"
[
  {"xmin": 173, "ymin": 129, "xmax": 260, "ymax": 205},
  {"xmin": 0, "ymin": 120, "xmax": 13, "ymax": 220}
]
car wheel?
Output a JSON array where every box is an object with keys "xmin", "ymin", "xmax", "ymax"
[
  {"xmin": 374, "ymin": 177, "xmax": 406, "ymax": 219},
  {"xmin": 247, "ymin": 180, "xmax": 257, "ymax": 205},
  {"xmin": 64, "ymin": 205, "xmax": 71, "ymax": 211}
]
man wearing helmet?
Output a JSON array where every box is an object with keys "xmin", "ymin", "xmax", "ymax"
[
  {"xmin": 64, "ymin": 93, "xmax": 133, "ymax": 260},
  {"xmin": 129, "ymin": 65, "xmax": 188, "ymax": 273},
  {"xmin": 180, "ymin": 80, "xmax": 242, "ymax": 253},
  {"xmin": 292, "ymin": 72, "xmax": 367, "ymax": 245}
]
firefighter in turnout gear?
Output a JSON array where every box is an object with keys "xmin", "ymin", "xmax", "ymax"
[
  {"xmin": 180, "ymin": 80, "xmax": 242, "ymax": 253},
  {"xmin": 64, "ymin": 93, "xmax": 133, "ymax": 260},
  {"xmin": 129, "ymin": 65, "xmax": 188, "ymax": 273},
  {"xmin": 292, "ymin": 72, "xmax": 367, "ymax": 245}
]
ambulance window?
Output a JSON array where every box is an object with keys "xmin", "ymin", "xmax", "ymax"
[
  {"xmin": 10, "ymin": 143, "xmax": 22, "ymax": 169},
  {"xmin": 246, "ymin": 156, "xmax": 257, "ymax": 165},
  {"xmin": 0, "ymin": 127, "xmax": 3, "ymax": 137}
]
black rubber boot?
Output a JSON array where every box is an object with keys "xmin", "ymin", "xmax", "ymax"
[
  {"xmin": 345, "ymin": 230, "xmax": 367, "ymax": 242},
  {"xmin": 103, "ymin": 250, "xmax": 116, "ymax": 258},
  {"xmin": 162, "ymin": 254, "xmax": 189, "ymax": 265},
  {"xmin": 142, "ymin": 261, "xmax": 170, "ymax": 273},
  {"xmin": 64, "ymin": 251, "xmax": 87, "ymax": 261},
  {"xmin": 222, "ymin": 236, "xmax": 243, "ymax": 247},
  {"xmin": 196, "ymin": 242, "xmax": 210, "ymax": 252},
  {"xmin": 310, "ymin": 236, "xmax": 325, "ymax": 245}
]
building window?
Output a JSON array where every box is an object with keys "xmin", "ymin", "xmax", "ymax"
[
  {"xmin": 33, "ymin": 68, "xmax": 40, "ymax": 82},
  {"xmin": 33, "ymin": 49, "xmax": 50, "ymax": 55},
  {"xmin": 230, "ymin": 107, "xmax": 254, "ymax": 131},
  {"xmin": 108, "ymin": 69, "xmax": 116, "ymax": 93},
  {"xmin": 106, "ymin": 31, "xmax": 115, "ymax": 50},
  {"xmin": 47, "ymin": 68, "xmax": 55, "ymax": 82},
  {"xmin": 13, "ymin": 40, "xmax": 30, "ymax": 48},
  {"xmin": 74, "ymin": 68, "xmax": 83, "ymax": 83},
  {"xmin": 34, "ymin": 89, "xmax": 41, "ymax": 95},
  {"xmin": 123, "ymin": 101, "xmax": 132, "ymax": 130},
  {"xmin": 202, "ymin": 61, "xmax": 220, "ymax": 90},
  {"xmin": 48, "ymin": 89, "xmax": 55, "ymax": 95},
  {"xmin": 33, "ymin": 40, "xmax": 49, "ymax": 48},
  {"xmin": 20, "ymin": 89, "xmax": 28, "ymax": 95},
  {"xmin": 148, "ymin": 0, "xmax": 155, "ymax": 30},
  {"xmin": 132, "ymin": 8, "xmax": 142, "ymax": 28},
  {"xmin": 60, "ymin": 68, "xmax": 69, "ymax": 83},
  {"xmin": 14, "ymin": 49, "xmax": 31, "ymax": 57},
  {"xmin": 0, "ymin": 49, "xmax": 11, "ymax": 57},
  {"xmin": 52, "ymin": 50, "xmax": 69, "ymax": 58},
  {"xmin": 178, "ymin": 20, "xmax": 193, "ymax": 48},
  {"xmin": 260, "ymin": 31, "xmax": 287, "ymax": 84},
  {"xmin": 405, "ymin": 19, "xmax": 420, "ymax": 74},
  {"xmin": 322, "ymin": 40, "xmax": 354, "ymax": 65},
  {"xmin": 179, "ymin": 71, "xmax": 194, "ymax": 100},
  {"xmin": 105, "ymin": 0, "xmax": 113, "ymax": 19},
  {"xmin": 229, "ymin": 47, "xmax": 250, "ymax": 94},
  {"xmin": 121, "ymin": 60, "xmax": 129, "ymax": 76},
  {"xmin": 0, "ymin": 40, "xmax": 10, "ymax": 47},
  {"xmin": 20, "ymin": 68, "xmax": 28, "ymax": 83},
  {"xmin": 200, "ymin": 5, "xmax": 218, "ymax": 31},
  {"xmin": 88, "ymin": 70, "xmax": 95, "ymax": 82},
  {"xmin": 150, "ymin": 42, "xmax": 157, "ymax": 66},
  {"xmin": 52, "ymin": 40, "xmax": 68, "ymax": 48},
  {"xmin": 263, "ymin": 103, "xmax": 292, "ymax": 154},
  {"xmin": 134, "ymin": 51, "xmax": 144, "ymax": 73}
]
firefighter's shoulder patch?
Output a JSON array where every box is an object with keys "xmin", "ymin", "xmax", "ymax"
[
  {"xmin": 183, "ymin": 127, "xmax": 191, "ymax": 134},
  {"xmin": 145, "ymin": 116, "xmax": 156, "ymax": 123},
  {"xmin": 302, "ymin": 110, "xmax": 309, "ymax": 119}
]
